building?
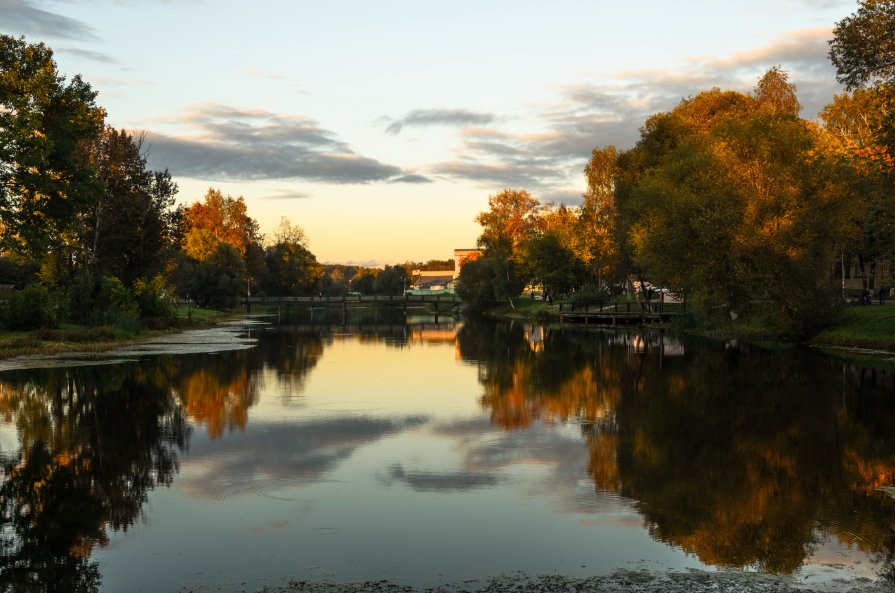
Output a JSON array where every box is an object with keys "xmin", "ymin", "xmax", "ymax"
[{"xmin": 406, "ymin": 248, "xmax": 482, "ymax": 294}]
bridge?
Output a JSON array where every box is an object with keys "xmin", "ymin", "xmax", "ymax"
[
  {"xmin": 240, "ymin": 293, "xmax": 464, "ymax": 318},
  {"xmin": 241, "ymin": 293, "xmax": 462, "ymax": 306}
]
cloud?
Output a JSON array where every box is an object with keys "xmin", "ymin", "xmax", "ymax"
[
  {"xmin": 260, "ymin": 189, "xmax": 313, "ymax": 200},
  {"xmin": 390, "ymin": 173, "xmax": 434, "ymax": 184},
  {"xmin": 1, "ymin": 0, "xmax": 98, "ymax": 40},
  {"xmin": 179, "ymin": 415, "xmax": 428, "ymax": 499},
  {"xmin": 385, "ymin": 108, "xmax": 497, "ymax": 135},
  {"xmin": 415, "ymin": 27, "xmax": 841, "ymax": 196},
  {"xmin": 383, "ymin": 463, "xmax": 504, "ymax": 492},
  {"xmin": 144, "ymin": 103, "xmax": 405, "ymax": 183},
  {"xmin": 57, "ymin": 46, "xmax": 117, "ymax": 63}
]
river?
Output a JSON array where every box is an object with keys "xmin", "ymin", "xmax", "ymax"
[{"xmin": 1, "ymin": 315, "xmax": 894, "ymax": 592}]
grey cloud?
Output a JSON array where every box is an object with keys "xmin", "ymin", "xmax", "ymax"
[
  {"xmin": 385, "ymin": 108, "xmax": 496, "ymax": 135},
  {"xmin": 421, "ymin": 28, "xmax": 842, "ymax": 193},
  {"xmin": 1, "ymin": 0, "xmax": 98, "ymax": 40},
  {"xmin": 390, "ymin": 174, "xmax": 433, "ymax": 184},
  {"xmin": 57, "ymin": 46, "xmax": 117, "ymax": 63},
  {"xmin": 261, "ymin": 190, "xmax": 313, "ymax": 200},
  {"xmin": 384, "ymin": 463, "xmax": 504, "ymax": 492},
  {"xmin": 180, "ymin": 416, "xmax": 428, "ymax": 500},
  {"xmin": 145, "ymin": 104, "xmax": 404, "ymax": 183}
]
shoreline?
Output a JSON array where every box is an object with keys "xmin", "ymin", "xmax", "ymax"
[{"xmin": 179, "ymin": 569, "xmax": 888, "ymax": 593}]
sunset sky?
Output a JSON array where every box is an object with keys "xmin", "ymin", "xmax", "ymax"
[{"xmin": 3, "ymin": 0, "xmax": 856, "ymax": 266}]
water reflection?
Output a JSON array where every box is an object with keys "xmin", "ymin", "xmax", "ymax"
[
  {"xmin": 0, "ymin": 362, "xmax": 190, "ymax": 592},
  {"xmin": 1, "ymin": 317, "xmax": 895, "ymax": 591},
  {"xmin": 457, "ymin": 320, "xmax": 895, "ymax": 574}
]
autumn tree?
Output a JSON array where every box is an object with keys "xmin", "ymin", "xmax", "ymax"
[
  {"xmin": 830, "ymin": 0, "xmax": 895, "ymax": 155},
  {"xmin": 575, "ymin": 146, "xmax": 622, "ymax": 289},
  {"xmin": 619, "ymin": 70, "xmax": 852, "ymax": 334},
  {"xmin": 467, "ymin": 188, "xmax": 542, "ymax": 307},
  {"xmin": 182, "ymin": 188, "xmax": 260, "ymax": 260}
]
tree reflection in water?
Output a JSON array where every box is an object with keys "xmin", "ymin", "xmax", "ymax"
[
  {"xmin": 0, "ymin": 329, "xmax": 329, "ymax": 592},
  {"xmin": 457, "ymin": 320, "xmax": 895, "ymax": 575},
  {"xmin": 0, "ymin": 362, "xmax": 189, "ymax": 592}
]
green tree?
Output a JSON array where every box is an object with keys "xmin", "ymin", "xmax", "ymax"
[
  {"xmin": 523, "ymin": 231, "xmax": 584, "ymax": 297},
  {"xmin": 263, "ymin": 218, "xmax": 321, "ymax": 296},
  {"xmin": 829, "ymin": 0, "xmax": 895, "ymax": 90},
  {"xmin": 373, "ymin": 264, "xmax": 407, "ymax": 295},
  {"xmin": 87, "ymin": 128, "xmax": 179, "ymax": 286},
  {"xmin": 0, "ymin": 35, "xmax": 103, "ymax": 261}
]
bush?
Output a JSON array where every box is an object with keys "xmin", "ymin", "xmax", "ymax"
[
  {"xmin": 0, "ymin": 284, "xmax": 58, "ymax": 330},
  {"xmin": 133, "ymin": 275, "xmax": 175, "ymax": 324},
  {"xmin": 91, "ymin": 276, "xmax": 140, "ymax": 328}
]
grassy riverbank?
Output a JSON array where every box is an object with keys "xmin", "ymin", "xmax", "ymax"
[
  {"xmin": 485, "ymin": 297, "xmax": 895, "ymax": 352},
  {"xmin": 0, "ymin": 305, "xmax": 231, "ymax": 360}
]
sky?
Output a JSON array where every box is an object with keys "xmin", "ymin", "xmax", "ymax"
[{"xmin": 1, "ymin": 0, "xmax": 858, "ymax": 266}]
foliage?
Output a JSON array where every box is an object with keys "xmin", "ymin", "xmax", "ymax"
[
  {"xmin": 175, "ymin": 244, "xmax": 246, "ymax": 310},
  {"xmin": 89, "ymin": 275, "xmax": 140, "ymax": 328},
  {"xmin": 182, "ymin": 188, "xmax": 259, "ymax": 260},
  {"xmin": 0, "ymin": 284, "xmax": 57, "ymax": 330},
  {"xmin": 0, "ymin": 36, "xmax": 103, "ymax": 259},
  {"xmin": 457, "ymin": 254, "xmax": 525, "ymax": 311},
  {"xmin": 87, "ymin": 128, "xmax": 179, "ymax": 286},
  {"xmin": 829, "ymin": 0, "xmax": 895, "ymax": 91},
  {"xmin": 133, "ymin": 275, "xmax": 175, "ymax": 324},
  {"xmin": 576, "ymin": 146, "xmax": 622, "ymax": 285},
  {"xmin": 373, "ymin": 265, "xmax": 407, "ymax": 295},
  {"xmin": 617, "ymin": 71, "xmax": 851, "ymax": 335},
  {"xmin": 262, "ymin": 218, "xmax": 322, "ymax": 296},
  {"xmin": 522, "ymin": 231, "xmax": 585, "ymax": 297}
]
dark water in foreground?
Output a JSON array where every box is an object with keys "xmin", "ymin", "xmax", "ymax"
[{"xmin": 1, "ymin": 316, "xmax": 895, "ymax": 592}]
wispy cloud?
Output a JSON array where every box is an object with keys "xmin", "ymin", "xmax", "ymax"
[
  {"xmin": 144, "ymin": 103, "xmax": 407, "ymax": 184},
  {"xmin": 385, "ymin": 108, "xmax": 497, "ymax": 135},
  {"xmin": 414, "ymin": 27, "xmax": 840, "ymax": 199},
  {"xmin": 1, "ymin": 0, "xmax": 98, "ymax": 40},
  {"xmin": 57, "ymin": 46, "xmax": 117, "ymax": 63}
]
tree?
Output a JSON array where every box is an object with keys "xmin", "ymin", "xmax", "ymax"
[
  {"xmin": 576, "ymin": 146, "xmax": 622, "ymax": 287},
  {"xmin": 175, "ymin": 244, "xmax": 246, "ymax": 309},
  {"xmin": 754, "ymin": 66, "xmax": 802, "ymax": 116},
  {"xmin": 475, "ymin": 188, "xmax": 542, "ymax": 256},
  {"xmin": 523, "ymin": 231, "xmax": 584, "ymax": 297},
  {"xmin": 373, "ymin": 265, "xmax": 407, "ymax": 295},
  {"xmin": 619, "ymin": 69, "xmax": 852, "ymax": 333},
  {"xmin": 182, "ymin": 188, "xmax": 260, "ymax": 260},
  {"xmin": 87, "ymin": 127, "xmax": 179, "ymax": 286},
  {"xmin": 829, "ymin": 0, "xmax": 895, "ymax": 90},
  {"xmin": 0, "ymin": 35, "xmax": 103, "ymax": 260},
  {"xmin": 263, "ymin": 217, "xmax": 321, "ymax": 296},
  {"xmin": 472, "ymin": 188, "xmax": 542, "ymax": 307}
]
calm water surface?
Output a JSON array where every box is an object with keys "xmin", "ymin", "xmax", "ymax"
[{"xmin": 2, "ymin": 316, "xmax": 895, "ymax": 592}]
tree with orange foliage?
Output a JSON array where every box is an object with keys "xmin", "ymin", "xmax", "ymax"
[{"xmin": 182, "ymin": 188, "xmax": 260, "ymax": 261}]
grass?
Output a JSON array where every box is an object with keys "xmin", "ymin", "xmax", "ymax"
[
  {"xmin": 488, "ymin": 297, "xmax": 561, "ymax": 319},
  {"xmin": 811, "ymin": 304, "xmax": 895, "ymax": 351},
  {"xmin": 173, "ymin": 304, "xmax": 231, "ymax": 325},
  {"xmin": 0, "ymin": 305, "xmax": 232, "ymax": 360}
]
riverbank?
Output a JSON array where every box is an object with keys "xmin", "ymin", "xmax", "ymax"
[
  {"xmin": 193, "ymin": 569, "xmax": 887, "ymax": 593},
  {"xmin": 0, "ymin": 305, "xmax": 232, "ymax": 361},
  {"xmin": 484, "ymin": 298, "xmax": 895, "ymax": 353}
]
